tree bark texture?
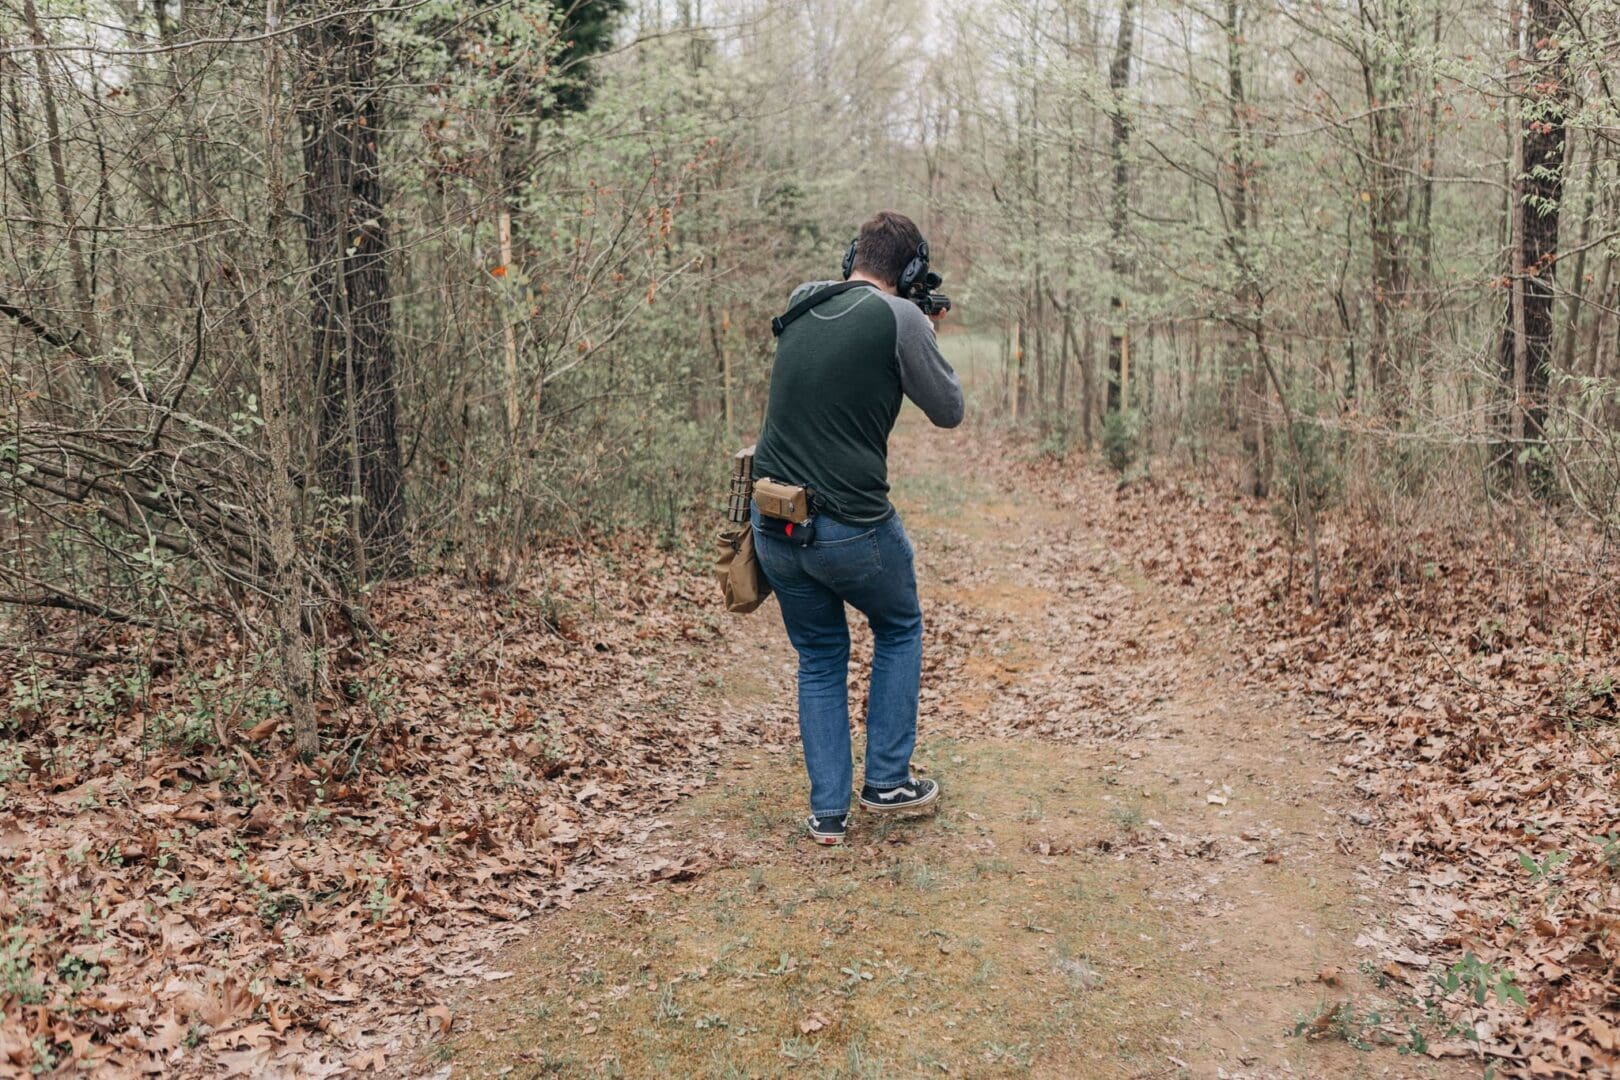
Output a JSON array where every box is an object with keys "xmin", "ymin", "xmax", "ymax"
[
  {"xmin": 299, "ymin": 13, "xmax": 408, "ymax": 575},
  {"xmin": 1105, "ymin": 0, "xmax": 1136, "ymax": 415},
  {"xmin": 258, "ymin": 0, "xmax": 321, "ymax": 761},
  {"xmin": 1497, "ymin": 0, "xmax": 1566, "ymax": 478}
]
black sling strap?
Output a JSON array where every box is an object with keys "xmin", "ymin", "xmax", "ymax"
[{"xmin": 770, "ymin": 280, "xmax": 876, "ymax": 337}]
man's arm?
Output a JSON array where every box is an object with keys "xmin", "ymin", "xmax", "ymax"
[{"xmin": 890, "ymin": 298, "xmax": 965, "ymax": 429}]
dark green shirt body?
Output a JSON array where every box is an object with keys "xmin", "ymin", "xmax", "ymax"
[{"xmin": 754, "ymin": 281, "xmax": 965, "ymax": 525}]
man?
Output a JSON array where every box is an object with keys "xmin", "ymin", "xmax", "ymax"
[{"xmin": 751, "ymin": 210, "xmax": 965, "ymax": 846}]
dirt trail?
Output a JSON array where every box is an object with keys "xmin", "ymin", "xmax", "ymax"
[{"xmin": 428, "ymin": 419, "xmax": 1475, "ymax": 1079}]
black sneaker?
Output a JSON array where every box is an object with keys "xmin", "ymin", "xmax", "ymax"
[
  {"xmin": 806, "ymin": 812, "xmax": 847, "ymax": 845},
  {"xmin": 859, "ymin": 777, "xmax": 940, "ymax": 813}
]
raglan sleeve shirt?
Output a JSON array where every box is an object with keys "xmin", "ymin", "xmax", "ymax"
[{"xmin": 778, "ymin": 280, "xmax": 965, "ymax": 430}]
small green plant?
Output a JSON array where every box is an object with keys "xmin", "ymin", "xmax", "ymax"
[
  {"xmin": 253, "ymin": 884, "xmax": 302, "ymax": 929},
  {"xmin": 348, "ymin": 672, "xmax": 402, "ymax": 724},
  {"xmin": 54, "ymin": 952, "xmax": 105, "ymax": 993},
  {"xmin": 1270, "ymin": 383, "xmax": 1345, "ymax": 537},
  {"xmin": 1469, "ymin": 618, "xmax": 1507, "ymax": 653},
  {"xmin": 1110, "ymin": 805, "xmax": 1144, "ymax": 833},
  {"xmin": 1433, "ymin": 952, "xmax": 1526, "ymax": 1007},
  {"xmin": 1516, "ymin": 850, "xmax": 1569, "ymax": 883},
  {"xmin": 831, "ymin": 960, "xmax": 877, "ymax": 998},
  {"xmin": 7, "ymin": 662, "xmax": 62, "ymax": 732},
  {"xmin": 1292, "ymin": 1002, "xmax": 1378, "ymax": 1050},
  {"xmin": 0, "ymin": 744, "xmax": 28, "ymax": 806},
  {"xmin": 904, "ymin": 861, "xmax": 940, "ymax": 890},
  {"xmin": 655, "ymin": 986, "xmax": 683, "ymax": 1025},
  {"xmin": 777, "ymin": 1036, "xmax": 820, "ymax": 1064},
  {"xmin": 28, "ymin": 1035, "xmax": 63, "ymax": 1074},
  {"xmin": 1032, "ymin": 416, "xmax": 1080, "ymax": 461},
  {"xmin": 1101, "ymin": 409, "xmax": 1142, "ymax": 474},
  {"xmin": 1590, "ymin": 832, "xmax": 1620, "ymax": 876},
  {"xmin": 1560, "ymin": 672, "xmax": 1617, "ymax": 728},
  {"xmin": 0, "ymin": 930, "xmax": 47, "ymax": 1006},
  {"xmin": 381, "ymin": 776, "xmax": 417, "ymax": 812},
  {"xmin": 71, "ymin": 675, "xmax": 122, "ymax": 731},
  {"xmin": 364, "ymin": 873, "xmax": 393, "ymax": 923},
  {"xmin": 981, "ymin": 1041, "xmax": 1033, "ymax": 1067}
]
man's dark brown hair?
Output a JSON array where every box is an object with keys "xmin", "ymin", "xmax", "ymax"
[{"xmin": 852, "ymin": 210, "xmax": 925, "ymax": 288}]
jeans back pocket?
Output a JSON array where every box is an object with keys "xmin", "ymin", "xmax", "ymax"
[{"xmin": 812, "ymin": 529, "xmax": 883, "ymax": 589}]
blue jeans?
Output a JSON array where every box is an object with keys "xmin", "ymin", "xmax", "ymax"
[{"xmin": 752, "ymin": 506, "xmax": 923, "ymax": 816}]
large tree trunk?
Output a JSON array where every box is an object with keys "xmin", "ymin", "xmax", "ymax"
[
  {"xmin": 1105, "ymin": 0, "xmax": 1136, "ymax": 414},
  {"xmin": 300, "ymin": 13, "xmax": 408, "ymax": 577},
  {"xmin": 1357, "ymin": 0, "xmax": 1421, "ymax": 407},
  {"xmin": 256, "ymin": 1, "xmax": 320, "ymax": 761},
  {"xmin": 1226, "ymin": 0, "xmax": 1267, "ymax": 496},
  {"xmin": 1497, "ymin": 0, "xmax": 1567, "ymax": 484}
]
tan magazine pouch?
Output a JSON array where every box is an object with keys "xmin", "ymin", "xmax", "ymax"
[
  {"xmin": 716, "ymin": 527, "xmax": 770, "ymax": 613},
  {"xmin": 716, "ymin": 445, "xmax": 770, "ymax": 614},
  {"xmin": 753, "ymin": 477, "xmax": 811, "ymax": 523}
]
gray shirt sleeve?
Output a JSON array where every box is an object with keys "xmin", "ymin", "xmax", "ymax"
[
  {"xmin": 883, "ymin": 293, "xmax": 965, "ymax": 429},
  {"xmin": 786, "ymin": 279, "xmax": 836, "ymax": 307}
]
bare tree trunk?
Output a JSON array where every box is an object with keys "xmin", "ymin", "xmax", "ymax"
[
  {"xmin": 1559, "ymin": 134, "xmax": 1593, "ymax": 377},
  {"xmin": 1584, "ymin": 183, "xmax": 1615, "ymax": 378},
  {"xmin": 1497, "ymin": 0, "xmax": 1567, "ymax": 487},
  {"xmin": 300, "ymin": 12, "xmax": 408, "ymax": 576},
  {"xmin": 1081, "ymin": 315, "xmax": 1097, "ymax": 445},
  {"xmin": 1416, "ymin": 4, "xmax": 1442, "ymax": 284},
  {"xmin": 1250, "ymin": 305, "xmax": 1322, "ymax": 606},
  {"xmin": 23, "ymin": 0, "xmax": 97, "ymax": 359},
  {"xmin": 1014, "ymin": 313, "xmax": 1027, "ymax": 422},
  {"xmin": 255, "ymin": 0, "xmax": 320, "ymax": 762},
  {"xmin": 1057, "ymin": 302, "xmax": 1070, "ymax": 412},
  {"xmin": 1226, "ymin": 0, "xmax": 1267, "ymax": 496},
  {"xmin": 1059, "ymin": 2, "xmax": 1078, "ymax": 422},
  {"xmin": 1105, "ymin": 0, "xmax": 1137, "ymax": 415},
  {"xmin": 499, "ymin": 204, "xmax": 521, "ymax": 439},
  {"xmin": 1357, "ymin": 0, "xmax": 1420, "ymax": 407}
]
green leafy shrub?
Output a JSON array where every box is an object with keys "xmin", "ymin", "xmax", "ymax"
[
  {"xmin": 1101, "ymin": 410, "xmax": 1142, "ymax": 474},
  {"xmin": 1272, "ymin": 386, "xmax": 1345, "ymax": 535}
]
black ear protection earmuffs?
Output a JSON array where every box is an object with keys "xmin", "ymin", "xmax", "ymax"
[{"xmin": 842, "ymin": 236, "xmax": 930, "ymax": 295}]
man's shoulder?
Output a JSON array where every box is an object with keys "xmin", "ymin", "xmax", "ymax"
[
  {"xmin": 876, "ymin": 289, "xmax": 930, "ymax": 336},
  {"xmin": 786, "ymin": 279, "xmax": 841, "ymax": 307}
]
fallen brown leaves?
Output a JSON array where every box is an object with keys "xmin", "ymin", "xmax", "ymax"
[
  {"xmin": 6, "ymin": 431, "xmax": 1616, "ymax": 1077},
  {"xmin": 1016, "ymin": 453, "xmax": 1619, "ymax": 1079},
  {"xmin": 0, "ymin": 536, "xmax": 765, "ymax": 1075}
]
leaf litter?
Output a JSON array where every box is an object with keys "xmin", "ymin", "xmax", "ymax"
[
  {"xmin": 1011, "ymin": 454, "xmax": 1619, "ymax": 1079},
  {"xmin": 2, "ymin": 432, "xmax": 1616, "ymax": 1077},
  {"xmin": 0, "ymin": 537, "xmax": 777, "ymax": 1076}
]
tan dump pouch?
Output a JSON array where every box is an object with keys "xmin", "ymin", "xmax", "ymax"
[
  {"xmin": 753, "ymin": 477, "xmax": 811, "ymax": 523},
  {"xmin": 716, "ymin": 527, "xmax": 771, "ymax": 614}
]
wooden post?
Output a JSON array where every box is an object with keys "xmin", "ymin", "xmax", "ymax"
[
  {"xmin": 721, "ymin": 306, "xmax": 733, "ymax": 440},
  {"xmin": 499, "ymin": 205, "xmax": 520, "ymax": 438},
  {"xmin": 1013, "ymin": 318, "xmax": 1025, "ymax": 423},
  {"xmin": 1119, "ymin": 323, "xmax": 1131, "ymax": 411}
]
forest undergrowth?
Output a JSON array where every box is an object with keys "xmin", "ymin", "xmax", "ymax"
[
  {"xmin": 0, "ymin": 432, "xmax": 1616, "ymax": 1077},
  {"xmin": 0, "ymin": 533, "xmax": 756, "ymax": 1076}
]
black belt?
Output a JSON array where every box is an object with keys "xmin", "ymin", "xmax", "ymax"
[{"xmin": 755, "ymin": 514, "xmax": 817, "ymax": 547}]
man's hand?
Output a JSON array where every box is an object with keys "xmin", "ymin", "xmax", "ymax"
[{"xmin": 927, "ymin": 307, "xmax": 947, "ymax": 323}]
